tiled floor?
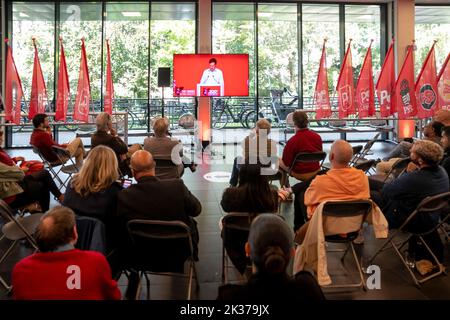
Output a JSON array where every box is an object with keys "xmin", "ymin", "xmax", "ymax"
[{"xmin": 1, "ymin": 139, "xmax": 450, "ymax": 300}]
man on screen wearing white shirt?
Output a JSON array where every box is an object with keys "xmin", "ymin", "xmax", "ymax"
[{"xmin": 199, "ymin": 58, "xmax": 224, "ymax": 96}]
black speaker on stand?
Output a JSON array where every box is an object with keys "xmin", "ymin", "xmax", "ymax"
[{"xmin": 158, "ymin": 67, "xmax": 171, "ymax": 118}]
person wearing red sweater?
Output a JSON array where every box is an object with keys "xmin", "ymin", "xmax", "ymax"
[
  {"xmin": 279, "ymin": 110, "xmax": 323, "ymax": 187},
  {"xmin": 29, "ymin": 113, "xmax": 86, "ymax": 168},
  {"xmin": 12, "ymin": 206, "xmax": 121, "ymax": 300}
]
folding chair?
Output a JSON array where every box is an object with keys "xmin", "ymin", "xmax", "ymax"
[
  {"xmin": 0, "ymin": 200, "xmax": 41, "ymax": 292},
  {"xmin": 323, "ymin": 145, "xmax": 363, "ymax": 170},
  {"xmin": 352, "ymin": 132, "xmax": 382, "ymax": 164},
  {"xmin": 369, "ymin": 192, "xmax": 450, "ymax": 287},
  {"xmin": 321, "ymin": 200, "xmax": 372, "ymax": 291},
  {"xmin": 354, "ymin": 159, "xmax": 376, "ymax": 174},
  {"xmin": 126, "ymin": 219, "xmax": 199, "ymax": 300},
  {"xmin": 287, "ymin": 151, "xmax": 327, "ymax": 177},
  {"xmin": 221, "ymin": 212, "xmax": 251, "ymax": 285},
  {"xmin": 369, "ymin": 157, "xmax": 411, "ymax": 186}
]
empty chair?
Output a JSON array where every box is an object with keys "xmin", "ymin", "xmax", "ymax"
[
  {"xmin": 221, "ymin": 212, "xmax": 252, "ymax": 284},
  {"xmin": 126, "ymin": 219, "xmax": 199, "ymax": 300},
  {"xmin": 0, "ymin": 199, "xmax": 41, "ymax": 291},
  {"xmin": 369, "ymin": 192, "xmax": 450, "ymax": 287},
  {"xmin": 354, "ymin": 159, "xmax": 376, "ymax": 174}
]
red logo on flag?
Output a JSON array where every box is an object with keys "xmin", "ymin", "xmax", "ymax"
[
  {"xmin": 415, "ymin": 42, "xmax": 438, "ymax": 118},
  {"xmin": 394, "ymin": 44, "xmax": 417, "ymax": 119}
]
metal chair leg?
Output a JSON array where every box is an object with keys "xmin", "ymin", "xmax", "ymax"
[
  {"xmin": 340, "ymin": 244, "xmax": 351, "ymax": 263},
  {"xmin": 417, "ymin": 235, "xmax": 447, "ymax": 284},
  {"xmin": 350, "ymin": 243, "xmax": 367, "ymax": 291},
  {"xmin": 143, "ymin": 272, "xmax": 150, "ymax": 300},
  {"xmin": 187, "ymin": 260, "xmax": 194, "ymax": 300},
  {"xmin": 391, "ymin": 240, "xmax": 420, "ymax": 287}
]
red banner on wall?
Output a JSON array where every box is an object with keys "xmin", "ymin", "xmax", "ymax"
[
  {"xmin": 437, "ymin": 53, "xmax": 450, "ymax": 110},
  {"xmin": 336, "ymin": 40, "xmax": 355, "ymax": 118},
  {"xmin": 4, "ymin": 40, "xmax": 24, "ymax": 125},
  {"xmin": 29, "ymin": 38, "xmax": 48, "ymax": 120},
  {"xmin": 104, "ymin": 39, "xmax": 114, "ymax": 115},
  {"xmin": 376, "ymin": 40, "xmax": 396, "ymax": 117},
  {"xmin": 314, "ymin": 39, "xmax": 331, "ymax": 120},
  {"xmin": 73, "ymin": 38, "xmax": 91, "ymax": 122},
  {"xmin": 394, "ymin": 43, "xmax": 417, "ymax": 119},
  {"xmin": 55, "ymin": 38, "xmax": 70, "ymax": 122},
  {"xmin": 355, "ymin": 41, "xmax": 375, "ymax": 118},
  {"xmin": 415, "ymin": 42, "xmax": 438, "ymax": 119}
]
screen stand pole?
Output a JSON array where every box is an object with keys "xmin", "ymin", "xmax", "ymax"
[{"xmin": 161, "ymin": 86, "xmax": 165, "ymax": 118}]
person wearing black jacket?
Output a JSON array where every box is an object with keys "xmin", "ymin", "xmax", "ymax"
[
  {"xmin": 440, "ymin": 126, "xmax": 450, "ymax": 179},
  {"xmin": 218, "ymin": 214, "xmax": 325, "ymax": 301}
]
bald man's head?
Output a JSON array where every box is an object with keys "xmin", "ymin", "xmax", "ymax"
[
  {"xmin": 330, "ymin": 140, "xmax": 353, "ymax": 167},
  {"xmin": 131, "ymin": 150, "xmax": 156, "ymax": 178}
]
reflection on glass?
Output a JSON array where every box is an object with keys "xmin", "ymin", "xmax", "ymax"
[
  {"xmin": 12, "ymin": 2, "xmax": 55, "ymax": 100},
  {"xmin": 258, "ymin": 3, "xmax": 298, "ymax": 98},
  {"xmin": 415, "ymin": 6, "xmax": 450, "ymax": 74},
  {"xmin": 60, "ymin": 2, "xmax": 102, "ymax": 109},
  {"xmin": 302, "ymin": 4, "xmax": 340, "ymax": 107},
  {"xmin": 345, "ymin": 5, "xmax": 381, "ymax": 84}
]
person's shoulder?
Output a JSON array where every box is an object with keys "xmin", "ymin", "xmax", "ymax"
[
  {"xmin": 74, "ymin": 249, "xmax": 108, "ymax": 264},
  {"xmin": 291, "ymin": 271, "xmax": 325, "ymax": 300}
]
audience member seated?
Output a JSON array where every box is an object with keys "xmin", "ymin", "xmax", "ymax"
[
  {"xmin": 115, "ymin": 150, "xmax": 201, "ymax": 272},
  {"xmin": 221, "ymin": 163, "xmax": 280, "ymax": 274},
  {"xmin": 30, "ymin": 113, "xmax": 86, "ymax": 168},
  {"xmin": 12, "ymin": 206, "xmax": 121, "ymax": 300},
  {"xmin": 279, "ymin": 111, "xmax": 323, "ymax": 187},
  {"xmin": 440, "ymin": 126, "xmax": 450, "ymax": 179},
  {"xmin": 229, "ymin": 119, "xmax": 277, "ymax": 187},
  {"xmin": 295, "ymin": 140, "xmax": 370, "ymax": 242},
  {"xmin": 371, "ymin": 140, "xmax": 449, "ymax": 270},
  {"xmin": 143, "ymin": 117, "xmax": 196, "ymax": 179},
  {"xmin": 91, "ymin": 112, "xmax": 141, "ymax": 177},
  {"xmin": 218, "ymin": 214, "xmax": 325, "ymax": 301},
  {"xmin": 0, "ymin": 134, "xmax": 63, "ymax": 213},
  {"xmin": 63, "ymin": 146, "xmax": 122, "ymax": 225},
  {"xmin": 376, "ymin": 121, "xmax": 444, "ymax": 175}
]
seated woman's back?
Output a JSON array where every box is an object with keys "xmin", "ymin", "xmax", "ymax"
[{"xmin": 63, "ymin": 145, "xmax": 121, "ymax": 223}]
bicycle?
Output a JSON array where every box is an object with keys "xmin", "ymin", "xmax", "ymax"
[{"xmin": 211, "ymin": 98, "xmax": 254, "ymax": 129}]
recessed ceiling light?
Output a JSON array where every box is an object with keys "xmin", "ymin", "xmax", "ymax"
[{"xmin": 122, "ymin": 12, "xmax": 141, "ymax": 17}]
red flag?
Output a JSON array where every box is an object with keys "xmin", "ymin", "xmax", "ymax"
[
  {"xmin": 415, "ymin": 42, "xmax": 438, "ymax": 119},
  {"xmin": 29, "ymin": 38, "xmax": 48, "ymax": 120},
  {"xmin": 376, "ymin": 40, "xmax": 396, "ymax": 117},
  {"xmin": 4, "ymin": 40, "xmax": 24, "ymax": 125},
  {"xmin": 104, "ymin": 39, "xmax": 114, "ymax": 115},
  {"xmin": 437, "ymin": 53, "xmax": 450, "ymax": 110},
  {"xmin": 355, "ymin": 41, "xmax": 375, "ymax": 118},
  {"xmin": 314, "ymin": 40, "xmax": 331, "ymax": 120},
  {"xmin": 55, "ymin": 38, "xmax": 70, "ymax": 121},
  {"xmin": 394, "ymin": 43, "xmax": 417, "ymax": 119},
  {"xmin": 336, "ymin": 40, "xmax": 355, "ymax": 118},
  {"xmin": 73, "ymin": 38, "xmax": 91, "ymax": 122}
]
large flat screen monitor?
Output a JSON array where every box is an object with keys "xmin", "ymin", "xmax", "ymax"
[{"xmin": 173, "ymin": 54, "xmax": 249, "ymax": 97}]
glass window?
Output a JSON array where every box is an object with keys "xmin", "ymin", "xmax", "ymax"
[
  {"xmin": 213, "ymin": 3, "xmax": 255, "ymax": 97},
  {"xmin": 60, "ymin": 2, "xmax": 102, "ymax": 110},
  {"xmin": 345, "ymin": 5, "xmax": 381, "ymax": 86},
  {"xmin": 415, "ymin": 6, "xmax": 450, "ymax": 74},
  {"xmin": 12, "ymin": 2, "xmax": 55, "ymax": 100},
  {"xmin": 302, "ymin": 4, "xmax": 340, "ymax": 108},
  {"xmin": 257, "ymin": 3, "xmax": 298, "ymax": 98}
]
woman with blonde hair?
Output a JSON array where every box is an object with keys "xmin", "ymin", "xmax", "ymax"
[{"xmin": 63, "ymin": 145, "xmax": 122, "ymax": 222}]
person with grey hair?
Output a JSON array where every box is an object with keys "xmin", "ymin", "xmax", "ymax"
[
  {"xmin": 229, "ymin": 118, "xmax": 277, "ymax": 187},
  {"xmin": 373, "ymin": 139, "xmax": 449, "ymax": 272},
  {"xmin": 12, "ymin": 206, "xmax": 121, "ymax": 300},
  {"xmin": 218, "ymin": 214, "xmax": 324, "ymax": 301},
  {"xmin": 91, "ymin": 112, "xmax": 141, "ymax": 177}
]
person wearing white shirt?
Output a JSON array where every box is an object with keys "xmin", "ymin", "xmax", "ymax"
[{"xmin": 199, "ymin": 58, "xmax": 224, "ymax": 96}]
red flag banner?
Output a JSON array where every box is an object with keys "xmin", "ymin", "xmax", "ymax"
[
  {"xmin": 376, "ymin": 40, "xmax": 396, "ymax": 117},
  {"xmin": 438, "ymin": 53, "xmax": 450, "ymax": 110},
  {"xmin": 355, "ymin": 41, "xmax": 375, "ymax": 118},
  {"xmin": 314, "ymin": 40, "xmax": 331, "ymax": 120},
  {"xmin": 104, "ymin": 39, "xmax": 114, "ymax": 115},
  {"xmin": 73, "ymin": 38, "xmax": 91, "ymax": 122},
  {"xmin": 394, "ymin": 43, "xmax": 417, "ymax": 119},
  {"xmin": 5, "ymin": 41, "xmax": 24, "ymax": 125},
  {"xmin": 415, "ymin": 42, "xmax": 438, "ymax": 119},
  {"xmin": 336, "ymin": 40, "xmax": 355, "ymax": 118},
  {"xmin": 29, "ymin": 38, "xmax": 48, "ymax": 120},
  {"xmin": 55, "ymin": 39, "xmax": 70, "ymax": 121}
]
